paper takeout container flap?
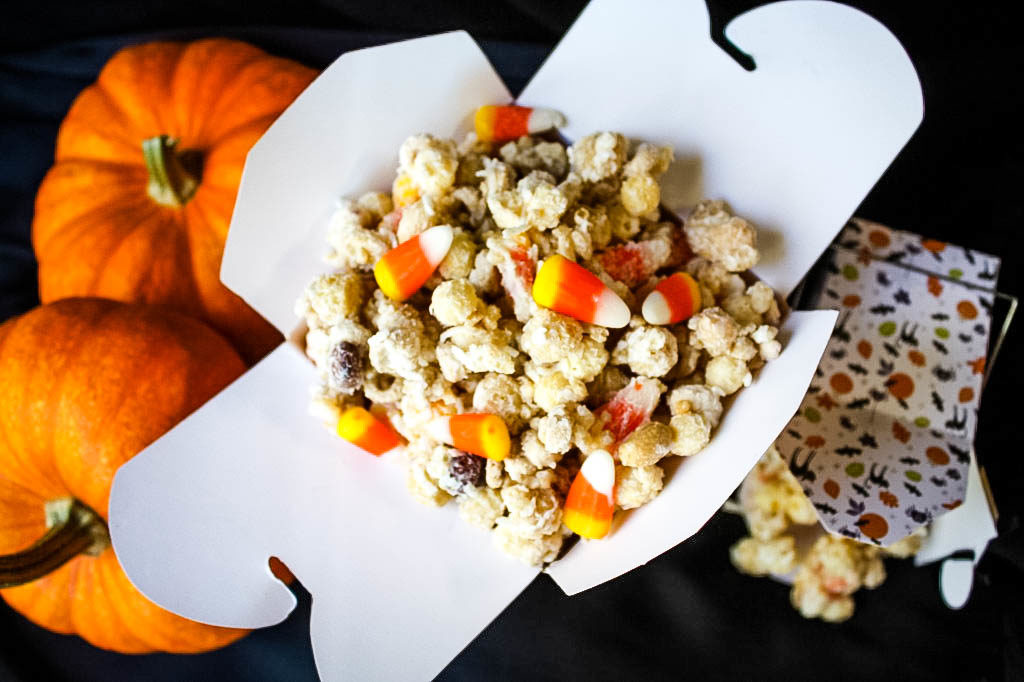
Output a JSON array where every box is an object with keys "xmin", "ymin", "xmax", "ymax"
[{"xmin": 109, "ymin": 1, "xmax": 922, "ymax": 678}]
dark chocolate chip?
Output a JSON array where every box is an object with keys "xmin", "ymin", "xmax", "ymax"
[
  {"xmin": 450, "ymin": 452, "xmax": 485, "ymax": 489},
  {"xmin": 328, "ymin": 341, "xmax": 363, "ymax": 393}
]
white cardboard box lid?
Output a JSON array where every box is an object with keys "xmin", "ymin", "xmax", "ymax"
[{"xmin": 109, "ymin": 1, "xmax": 923, "ymax": 679}]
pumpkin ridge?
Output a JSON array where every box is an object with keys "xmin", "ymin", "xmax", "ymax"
[
  {"xmin": 0, "ymin": 316, "xmax": 67, "ymax": 497},
  {"xmin": 88, "ymin": 204, "xmax": 200, "ymax": 307},
  {"xmin": 1, "ymin": 558, "xmax": 80, "ymax": 634},
  {"xmin": 50, "ymin": 302, "xmax": 125, "ymax": 512},
  {"xmin": 81, "ymin": 199, "xmax": 164, "ymax": 294},
  {"xmin": 55, "ymin": 84, "xmax": 147, "ymax": 163},
  {"xmin": 94, "ymin": 42, "xmax": 187, "ymax": 144},
  {"xmin": 36, "ymin": 186, "xmax": 150, "ymax": 272},
  {"xmin": 201, "ymin": 112, "xmax": 281, "ymax": 159},
  {"xmin": 175, "ymin": 41, "xmax": 267, "ymax": 144},
  {"xmin": 142, "ymin": 210, "xmax": 204, "ymax": 311},
  {"xmin": 198, "ymin": 52, "xmax": 301, "ymax": 140}
]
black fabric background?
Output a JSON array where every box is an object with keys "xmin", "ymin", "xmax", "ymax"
[{"xmin": 1, "ymin": 2, "xmax": 1021, "ymax": 680}]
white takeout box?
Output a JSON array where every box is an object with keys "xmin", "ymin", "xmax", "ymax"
[{"xmin": 108, "ymin": 0, "xmax": 923, "ymax": 678}]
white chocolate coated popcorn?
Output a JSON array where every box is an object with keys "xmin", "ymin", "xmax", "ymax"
[{"xmin": 301, "ymin": 125, "xmax": 785, "ymax": 566}]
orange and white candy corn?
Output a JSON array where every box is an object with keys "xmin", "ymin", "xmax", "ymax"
[
  {"xmin": 474, "ymin": 105, "xmax": 566, "ymax": 143},
  {"xmin": 532, "ymin": 254, "xmax": 630, "ymax": 328},
  {"xmin": 563, "ymin": 450, "xmax": 615, "ymax": 539},
  {"xmin": 373, "ymin": 224, "xmax": 453, "ymax": 301},
  {"xmin": 427, "ymin": 413, "xmax": 510, "ymax": 461},
  {"xmin": 337, "ymin": 407, "xmax": 403, "ymax": 456},
  {"xmin": 641, "ymin": 272, "xmax": 702, "ymax": 325}
]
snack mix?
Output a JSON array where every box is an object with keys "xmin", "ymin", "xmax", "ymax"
[
  {"xmin": 297, "ymin": 104, "xmax": 785, "ymax": 566},
  {"xmin": 730, "ymin": 447, "xmax": 925, "ymax": 622}
]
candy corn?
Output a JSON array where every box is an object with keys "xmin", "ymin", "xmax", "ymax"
[
  {"xmin": 532, "ymin": 254, "xmax": 630, "ymax": 328},
  {"xmin": 427, "ymin": 413, "xmax": 511, "ymax": 461},
  {"xmin": 641, "ymin": 272, "xmax": 702, "ymax": 325},
  {"xmin": 337, "ymin": 407, "xmax": 403, "ymax": 456},
  {"xmin": 563, "ymin": 450, "xmax": 615, "ymax": 539},
  {"xmin": 474, "ymin": 105, "xmax": 566, "ymax": 143},
  {"xmin": 373, "ymin": 224, "xmax": 453, "ymax": 301}
]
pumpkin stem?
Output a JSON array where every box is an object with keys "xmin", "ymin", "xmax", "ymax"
[
  {"xmin": 143, "ymin": 135, "xmax": 201, "ymax": 207},
  {"xmin": 0, "ymin": 498, "xmax": 110, "ymax": 589}
]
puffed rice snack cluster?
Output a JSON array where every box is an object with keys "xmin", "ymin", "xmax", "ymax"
[{"xmin": 297, "ymin": 108, "xmax": 785, "ymax": 566}]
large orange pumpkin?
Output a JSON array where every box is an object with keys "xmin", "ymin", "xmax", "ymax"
[
  {"xmin": 0, "ymin": 298, "xmax": 248, "ymax": 652},
  {"xmin": 32, "ymin": 39, "xmax": 317, "ymax": 364}
]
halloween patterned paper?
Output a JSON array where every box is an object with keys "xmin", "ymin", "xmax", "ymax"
[{"xmin": 775, "ymin": 219, "xmax": 1000, "ymax": 545}]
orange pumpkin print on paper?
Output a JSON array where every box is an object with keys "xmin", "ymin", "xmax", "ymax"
[
  {"xmin": 805, "ymin": 435, "xmax": 826, "ymax": 449},
  {"xmin": 892, "ymin": 421, "xmax": 911, "ymax": 443},
  {"xmin": 824, "ymin": 479, "xmax": 840, "ymax": 499},
  {"xmin": 922, "ymin": 239, "xmax": 947, "ymax": 254},
  {"xmin": 957, "ymin": 300, "xmax": 978, "ymax": 320},
  {"xmin": 908, "ymin": 350, "xmax": 926, "ymax": 367},
  {"xmin": 857, "ymin": 339, "xmax": 872, "ymax": 359},
  {"xmin": 886, "ymin": 373, "xmax": 915, "ymax": 400},
  {"xmin": 926, "ymin": 446, "xmax": 950, "ymax": 466},
  {"xmin": 830, "ymin": 373, "xmax": 854, "ymax": 394},
  {"xmin": 927, "ymin": 276, "xmax": 943, "ymax": 297},
  {"xmin": 815, "ymin": 393, "xmax": 837, "ymax": 411},
  {"xmin": 879, "ymin": 491, "xmax": 899, "ymax": 508},
  {"xmin": 969, "ymin": 356, "xmax": 986, "ymax": 375},
  {"xmin": 868, "ymin": 229, "xmax": 891, "ymax": 248},
  {"xmin": 856, "ymin": 513, "xmax": 889, "ymax": 540},
  {"xmin": 842, "ymin": 294, "xmax": 862, "ymax": 308},
  {"xmin": 959, "ymin": 387, "xmax": 975, "ymax": 403},
  {"xmin": 943, "ymin": 500, "xmax": 963, "ymax": 510}
]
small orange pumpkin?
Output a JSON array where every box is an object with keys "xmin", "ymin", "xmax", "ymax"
[
  {"xmin": 32, "ymin": 39, "xmax": 317, "ymax": 364},
  {"xmin": 0, "ymin": 299, "xmax": 248, "ymax": 652}
]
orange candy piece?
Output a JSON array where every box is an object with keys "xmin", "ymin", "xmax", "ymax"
[
  {"xmin": 337, "ymin": 407, "xmax": 403, "ymax": 456},
  {"xmin": 428, "ymin": 413, "xmax": 511, "ymax": 461},
  {"xmin": 373, "ymin": 224, "xmax": 453, "ymax": 301},
  {"xmin": 641, "ymin": 272, "xmax": 702, "ymax": 325},
  {"xmin": 474, "ymin": 105, "xmax": 566, "ymax": 143},
  {"xmin": 563, "ymin": 450, "xmax": 616, "ymax": 539},
  {"xmin": 532, "ymin": 254, "xmax": 630, "ymax": 328}
]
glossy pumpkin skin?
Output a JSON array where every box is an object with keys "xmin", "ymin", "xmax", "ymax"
[
  {"xmin": 32, "ymin": 39, "xmax": 317, "ymax": 364},
  {"xmin": 0, "ymin": 299, "xmax": 248, "ymax": 653}
]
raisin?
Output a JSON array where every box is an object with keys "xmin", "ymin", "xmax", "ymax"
[
  {"xmin": 449, "ymin": 452, "xmax": 485, "ymax": 489},
  {"xmin": 328, "ymin": 341, "xmax": 363, "ymax": 394}
]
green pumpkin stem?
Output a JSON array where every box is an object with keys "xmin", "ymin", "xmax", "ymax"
[
  {"xmin": 0, "ymin": 499, "xmax": 110, "ymax": 588},
  {"xmin": 143, "ymin": 135, "xmax": 200, "ymax": 207}
]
